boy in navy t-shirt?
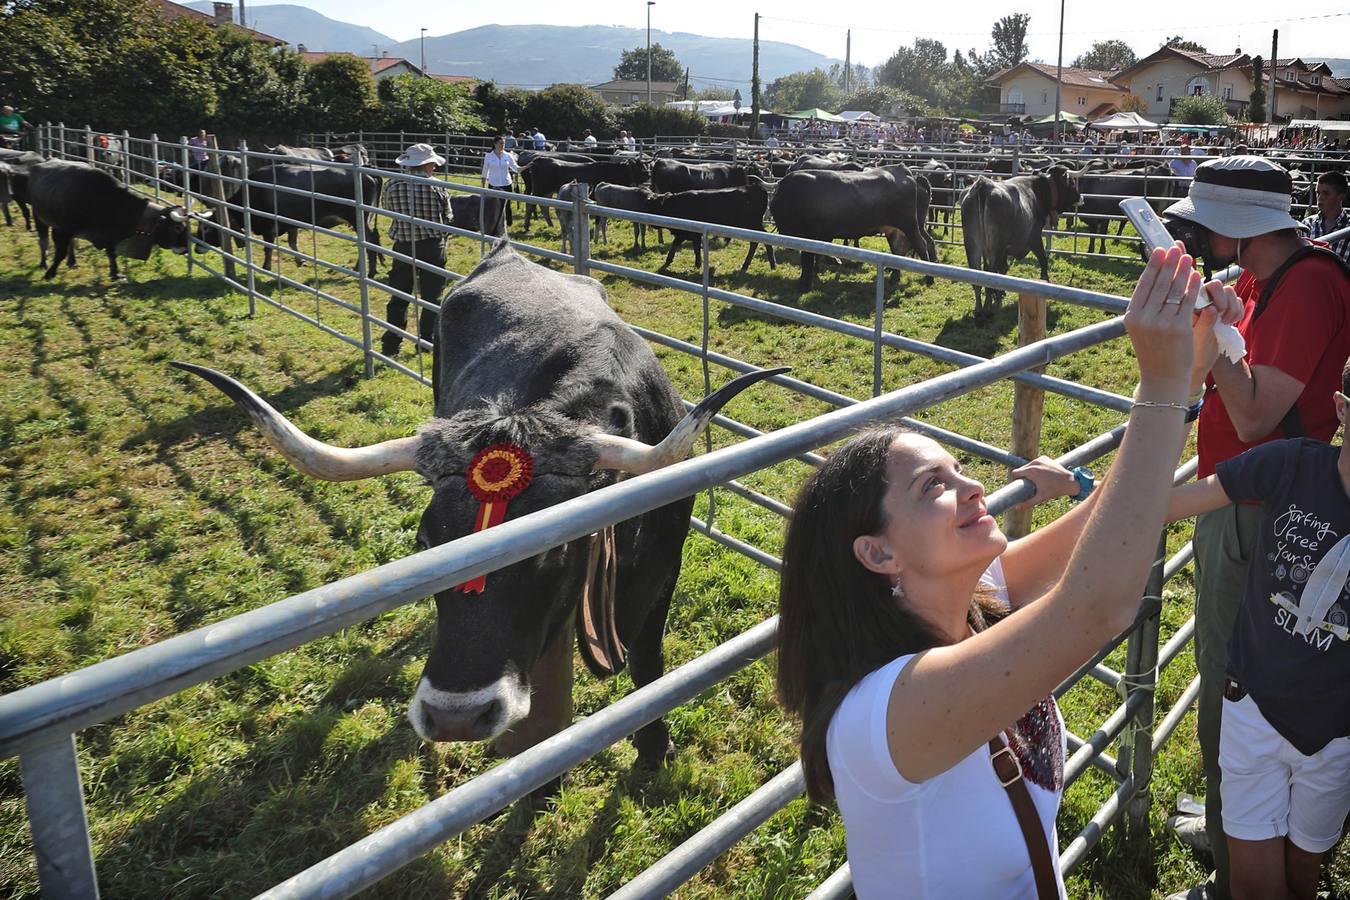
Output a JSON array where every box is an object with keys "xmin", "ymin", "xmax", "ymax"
[{"xmin": 1168, "ymin": 358, "xmax": 1350, "ymax": 899}]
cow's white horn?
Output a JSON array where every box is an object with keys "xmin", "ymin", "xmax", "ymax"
[
  {"xmin": 591, "ymin": 367, "xmax": 789, "ymax": 474},
  {"xmin": 171, "ymin": 362, "xmax": 420, "ymax": 481}
]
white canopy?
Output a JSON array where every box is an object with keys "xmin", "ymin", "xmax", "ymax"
[
  {"xmin": 665, "ymin": 99, "xmax": 742, "ymax": 118},
  {"xmin": 1089, "ymin": 111, "xmax": 1161, "ymax": 131},
  {"xmin": 1289, "ymin": 119, "xmax": 1350, "ymax": 133},
  {"xmin": 838, "ymin": 110, "xmax": 881, "ymax": 122}
]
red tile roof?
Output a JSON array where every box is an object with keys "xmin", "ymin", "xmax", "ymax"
[
  {"xmin": 153, "ymin": 0, "xmax": 285, "ymax": 45},
  {"xmin": 987, "ymin": 62, "xmax": 1127, "ymax": 92}
]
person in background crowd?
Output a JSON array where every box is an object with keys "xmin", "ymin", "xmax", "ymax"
[
  {"xmin": 188, "ymin": 128, "xmax": 209, "ymax": 170},
  {"xmin": 481, "ymin": 135, "xmax": 521, "ymax": 228},
  {"xmin": 623, "ymin": 130, "xmax": 637, "ymax": 151},
  {"xmin": 765, "ymin": 133, "xmax": 780, "ymax": 148},
  {"xmin": 532, "ymin": 128, "xmax": 546, "ymax": 151},
  {"xmin": 0, "ymin": 105, "xmax": 30, "ymax": 140},
  {"xmin": 777, "ymin": 247, "xmax": 1238, "ymax": 900},
  {"xmin": 1160, "ymin": 156, "xmax": 1350, "ymax": 900},
  {"xmin": 1302, "ymin": 171, "xmax": 1350, "ymax": 264},
  {"xmin": 382, "ymin": 143, "xmax": 453, "ymax": 362},
  {"xmin": 1168, "ymin": 135, "xmax": 1204, "ymax": 180},
  {"xmin": 1118, "ymin": 140, "xmax": 1133, "ymax": 158},
  {"xmin": 503, "ymin": 132, "xmax": 516, "ymax": 151},
  {"xmin": 582, "ymin": 129, "xmax": 597, "ymax": 148}
]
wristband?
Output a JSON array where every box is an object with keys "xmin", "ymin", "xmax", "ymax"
[
  {"xmin": 1185, "ymin": 394, "xmax": 1204, "ymax": 423},
  {"xmin": 1070, "ymin": 467, "xmax": 1094, "ymax": 503}
]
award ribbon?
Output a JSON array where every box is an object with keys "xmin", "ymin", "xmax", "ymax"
[{"xmin": 454, "ymin": 443, "xmax": 534, "ymax": 593}]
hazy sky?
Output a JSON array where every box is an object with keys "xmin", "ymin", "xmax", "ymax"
[{"xmin": 262, "ymin": 0, "xmax": 1349, "ymax": 71}]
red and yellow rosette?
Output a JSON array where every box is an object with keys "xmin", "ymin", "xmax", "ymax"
[{"xmin": 455, "ymin": 442, "xmax": 534, "ymax": 593}]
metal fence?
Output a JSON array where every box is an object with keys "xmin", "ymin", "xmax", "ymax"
[{"xmin": 1, "ymin": 121, "xmax": 1282, "ymax": 898}]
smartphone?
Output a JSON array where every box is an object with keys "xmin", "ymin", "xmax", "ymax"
[{"xmin": 1119, "ymin": 197, "xmax": 1210, "ymax": 311}]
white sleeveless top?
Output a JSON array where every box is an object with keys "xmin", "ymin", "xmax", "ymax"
[{"xmin": 825, "ymin": 559, "xmax": 1068, "ymax": 899}]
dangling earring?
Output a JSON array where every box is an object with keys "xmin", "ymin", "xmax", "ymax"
[{"xmin": 891, "ymin": 577, "xmax": 904, "ymax": 599}]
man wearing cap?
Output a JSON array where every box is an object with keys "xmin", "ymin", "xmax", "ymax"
[
  {"xmin": 1301, "ymin": 171, "xmax": 1350, "ymax": 264},
  {"xmin": 1162, "ymin": 156, "xmax": 1350, "ymax": 900},
  {"xmin": 382, "ymin": 143, "xmax": 453, "ymax": 359}
]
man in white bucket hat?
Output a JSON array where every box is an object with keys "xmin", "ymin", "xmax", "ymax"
[
  {"xmin": 382, "ymin": 143, "xmax": 453, "ymax": 359},
  {"xmin": 1161, "ymin": 155, "xmax": 1350, "ymax": 900}
]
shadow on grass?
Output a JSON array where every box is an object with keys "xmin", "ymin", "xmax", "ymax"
[{"xmin": 932, "ymin": 301, "xmax": 1063, "ymax": 359}]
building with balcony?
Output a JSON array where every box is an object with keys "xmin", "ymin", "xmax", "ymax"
[
  {"xmin": 985, "ymin": 62, "xmax": 1130, "ymax": 121},
  {"xmin": 590, "ymin": 80, "xmax": 683, "ymax": 106}
]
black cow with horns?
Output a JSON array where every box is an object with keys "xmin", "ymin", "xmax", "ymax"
[{"xmin": 173, "ymin": 243, "xmax": 783, "ymax": 769}]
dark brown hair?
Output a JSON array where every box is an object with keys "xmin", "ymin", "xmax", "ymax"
[{"xmin": 775, "ymin": 426, "xmax": 1004, "ymax": 803}]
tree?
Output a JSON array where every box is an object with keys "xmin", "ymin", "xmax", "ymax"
[
  {"xmin": 1120, "ymin": 93, "xmax": 1148, "ymax": 113},
  {"xmin": 1248, "ymin": 56, "xmax": 1266, "ymax": 123},
  {"xmin": 843, "ymin": 85, "xmax": 925, "ymax": 118},
  {"xmin": 473, "ymin": 81, "xmax": 532, "ymax": 134},
  {"xmin": 988, "ymin": 13, "xmax": 1031, "ymax": 71},
  {"xmin": 524, "ymin": 84, "xmax": 612, "ymax": 140},
  {"xmin": 1165, "ymin": 35, "xmax": 1208, "ymax": 53},
  {"xmin": 613, "ymin": 43, "xmax": 683, "ymax": 82},
  {"xmin": 877, "ymin": 39, "xmax": 949, "ymax": 101},
  {"xmin": 305, "ymin": 54, "xmax": 378, "ymax": 132},
  {"xmin": 828, "ymin": 62, "xmax": 873, "ymax": 91},
  {"xmin": 1171, "ymin": 93, "xmax": 1228, "ymax": 125},
  {"xmin": 691, "ymin": 86, "xmax": 734, "ymax": 101},
  {"xmin": 763, "ymin": 69, "xmax": 840, "ymax": 112},
  {"xmin": 613, "ymin": 103, "xmax": 706, "ymax": 138},
  {"xmin": 210, "ymin": 29, "xmax": 308, "ymax": 138},
  {"xmin": 1072, "ymin": 40, "xmax": 1137, "ymax": 71},
  {"xmin": 376, "ymin": 74, "xmax": 484, "ymax": 134}
]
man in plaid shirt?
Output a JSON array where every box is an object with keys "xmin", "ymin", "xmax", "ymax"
[
  {"xmin": 382, "ymin": 143, "xmax": 453, "ymax": 358},
  {"xmin": 1302, "ymin": 171, "xmax": 1350, "ymax": 264}
]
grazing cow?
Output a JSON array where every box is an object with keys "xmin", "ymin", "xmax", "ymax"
[
  {"xmin": 27, "ymin": 159, "xmax": 206, "ymax": 280},
  {"xmin": 0, "ymin": 150, "xmax": 39, "ymax": 229},
  {"xmin": 770, "ymin": 165, "xmax": 936, "ymax": 292},
  {"xmin": 647, "ymin": 178, "xmax": 776, "ymax": 272},
  {"xmin": 651, "ymin": 159, "xmax": 753, "ymax": 194},
  {"xmin": 448, "ymin": 193, "xmax": 506, "ymax": 238},
  {"xmin": 1075, "ymin": 163, "xmax": 1175, "ymax": 255},
  {"xmin": 523, "ymin": 157, "xmax": 649, "ymax": 228},
  {"xmin": 174, "ymin": 243, "xmax": 782, "ymax": 768},
  {"xmin": 593, "ymin": 183, "xmax": 662, "ymax": 250},
  {"xmin": 960, "ymin": 165, "xmax": 1081, "ymax": 314},
  {"xmin": 785, "ymin": 154, "xmax": 864, "ymax": 174},
  {"xmin": 196, "ymin": 163, "xmax": 382, "ymax": 272}
]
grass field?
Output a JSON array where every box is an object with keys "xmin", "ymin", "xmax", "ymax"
[{"xmin": 0, "ymin": 190, "xmax": 1345, "ymax": 899}]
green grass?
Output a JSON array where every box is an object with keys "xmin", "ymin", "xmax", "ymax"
[{"xmin": 0, "ymin": 199, "xmax": 1344, "ymax": 899}]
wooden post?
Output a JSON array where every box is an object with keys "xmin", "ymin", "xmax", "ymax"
[
  {"xmin": 1004, "ymin": 292, "xmax": 1047, "ymax": 539},
  {"xmin": 205, "ymin": 135, "xmax": 235, "ymax": 280}
]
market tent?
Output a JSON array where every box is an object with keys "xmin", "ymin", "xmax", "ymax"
[
  {"xmin": 1089, "ymin": 111, "xmax": 1160, "ymax": 130},
  {"xmin": 1025, "ymin": 112, "xmax": 1087, "ymax": 126},
  {"xmin": 1289, "ymin": 119, "xmax": 1350, "ymax": 133},
  {"xmin": 838, "ymin": 110, "xmax": 881, "ymax": 122},
  {"xmin": 785, "ymin": 108, "xmax": 848, "ymax": 122},
  {"xmin": 665, "ymin": 100, "xmax": 742, "ymax": 118}
]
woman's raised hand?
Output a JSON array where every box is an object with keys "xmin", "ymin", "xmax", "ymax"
[{"xmin": 1124, "ymin": 244, "xmax": 1202, "ymax": 395}]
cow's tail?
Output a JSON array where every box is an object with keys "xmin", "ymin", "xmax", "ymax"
[{"xmin": 961, "ymin": 177, "xmax": 995, "ymax": 308}]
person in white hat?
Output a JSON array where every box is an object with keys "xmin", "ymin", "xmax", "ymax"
[
  {"xmin": 1161, "ymin": 155, "xmax": 1350, "ymax": 900},
  {"xmin": 382, "ymin": 143, "xmax": 453, "ymax": 359}
]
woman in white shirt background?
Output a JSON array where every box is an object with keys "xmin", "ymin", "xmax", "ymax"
[{"xmin": 776, "ymin": 247, "xmax": 1243, "ymax": 898}]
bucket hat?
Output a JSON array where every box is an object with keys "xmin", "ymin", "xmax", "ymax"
[
  {"xmin": 1163, "ymin": 155, "xmax": 1302, "ymax": 239},
  {"xmin": 395, "ymin": 143, "xmax": 445, "ymax": 168}
]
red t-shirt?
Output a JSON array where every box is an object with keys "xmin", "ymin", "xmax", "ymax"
[{"xmin": 1198, "ymin": 252, "xmax": 1350, "ymax": 477}]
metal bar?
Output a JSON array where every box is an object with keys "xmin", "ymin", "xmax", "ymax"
[
  {"xmin": 1152, "ymin": 675, "xmax": 1201, "ymax": 753},
  {"xmin": 20, "ymin": 735, "xmax": 100, "ymax": 899},
  {"xmin": 1120, "ymin": 534, "xmax": 1164, "ymax": 836},
  {"xmin": 239, "ymin": 141, "xmax": 257, "ymax": 317},
  {"xmin": 608, "ymin": 764, "xmax": 806, "ymax": 900},
  {"xmin": 1059, "ymin": 775, "xmax": 1137, "ymax": 874},
  {"xmin": 804, "ymin": 864, "xmax": 853, "ymax": 900},
  {"xmin": 1066, "ymin": 731, "xmax": 1119, "ymax": 777},
  {"xmin": 873, "ymin": 265, "xmax": 884, "ymax": 398},
  {"xmin": 349, "ymin": 157, "xmax": 373, "ymax": 378}
]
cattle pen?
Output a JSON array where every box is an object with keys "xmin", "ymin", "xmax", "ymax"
[{"xmin": 4, "ymin": 124, "xmax": 1343, "ymax": 899}]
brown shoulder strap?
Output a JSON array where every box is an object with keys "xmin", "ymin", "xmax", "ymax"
[{"xmin": 989, "ymin": 738, "xmax": 1059, "ymax": 900}]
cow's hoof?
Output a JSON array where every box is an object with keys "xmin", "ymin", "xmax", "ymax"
[
  {"xmin": 632, "ymin": 732, "xmax": 675, "ymax": 770},
  {"xmin": 527, "ymin": 775, "xmax": 565, "ymax": 811},
  {"xmin": 110, "ymin": 273, "xmax": 125, "ymax": 282}
]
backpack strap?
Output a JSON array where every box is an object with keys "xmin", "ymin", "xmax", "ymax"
[
  {"xmin": 1249, "ymin": 244, "xmax": 1350, "ymax": 439},
  {"xmin": 990, "ymin": 737, "xmax": 1059, "ymax": 900}
]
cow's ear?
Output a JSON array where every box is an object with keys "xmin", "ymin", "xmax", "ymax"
[{"xmin": 606, "ymin": 401, "xmax": 635, "ymax": 437}]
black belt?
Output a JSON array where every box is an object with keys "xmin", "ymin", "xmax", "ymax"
[{"xmin": 1223, "ymin": 676, "xmax": 1247, "ymax": 702}]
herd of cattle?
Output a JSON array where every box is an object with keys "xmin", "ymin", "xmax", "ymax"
[{"xmin": 1, "ymin": 138, "xmax": 1338, "ymax": 313}]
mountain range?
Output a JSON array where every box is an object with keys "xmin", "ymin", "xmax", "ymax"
[
  {"xmin": 186, "ymin": 2, "xmax": 394, "ymax": 53},
  {"xmin": 1306, "ymin": 58, "xmax": 1350, "ymax": 77}
]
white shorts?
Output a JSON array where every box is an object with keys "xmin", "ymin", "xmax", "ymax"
[{"xmin": 1219, "ymin": 692, "xmax": 1350, "ymax": 853}]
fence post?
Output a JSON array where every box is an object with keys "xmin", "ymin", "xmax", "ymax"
[
  {"xmin": 873, "ymin": 265, "xmax": 886, "ymax": 398},
  {"xmin": 350, "ymin": 158, "xmax": 375, "ymax": 378},
  {"xmin": 1003, "ymin": 292, "xmax": 1046, "ymax": 539},
  {"xmin": 572, "ymin": 183, "xmax": 590, "ymax": 276},
  {"xmin": 83, "ymin": 124, "xmax": 93, "ymax": 165},
  {"xmin": 1118, "ymin": 532, "xmax": 1164, "ymax": 841},
  {"xmin": 20, "ymin": 735, "xmax": 100, "ymax": 899},
  {"xmin": 181, "ymin": 138, "xmax": 194, "ymax": 274},
  {"xmin": 149, "ymin": 133, "xmax": 161, "ymax": 203},
  {"xmin": 205, "ymin": 135, "xmax": 235, "ymax": 281},
  {"xmin": 120, "ymin": 129, "xmax": 131, "ymax": 186},
  {"xmin": 239, "ymin": 142, "xmax": 257, "ymax": 318}
]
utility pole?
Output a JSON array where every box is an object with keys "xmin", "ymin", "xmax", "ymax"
[
  {"xmin": 1269, "ymin": 29, "xmax": 1279, "ymax": 125},
  {"xmin": 751, "ymin": 12, "xmax": 761, "ymax": 138},
  {"xmin": 420, "ymin": 27, "xmax": 427, "ymax": 75},
  {"xmin": 647, "ymin": 1, "xmax": 656, "ymax": 106},
  {"xmin": 238, "ymin": 0, "xmax": 246, "ymax": 29},
  {"xmin": 1054, "ymin": 0, "xmax": 1065, "ymax": 141},
  {"xmin": 844, "ymin": 30, "xmax": 851, "ymax": 95},
  {"xmin": 683, "ymin": 67, "xmax": 690, "ymax": 100}
]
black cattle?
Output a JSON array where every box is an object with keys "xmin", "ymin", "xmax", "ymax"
[
  {"xmin": 985, "ymin": 155, "xmax": 1033, "ymax": 175},
  {"xmin": 916, "ymin": 159, "xmax": 955, "ymax": 234},
  {"xmin": 785, "ymin": 154, "xmax": 864, "ymax": 174},
  {"xmin": 0, "ymin": 150, "xmax": 39, "ymax": 229},
  {"xmin": 196, "ymin": 163, "xmax": 382, "ymax": 272},
  {"xmin": 27, "ymin": 159, "xmax": 206, "ymax": 280},
  {"xmin": 647, "ymin": 178, "xmax": 776, "ymax": 272},
  {"xmin": 1075, "ymin": 164, "xmax": 1176, "ymax": 254},
  {"xmin": 267, "ymin": 144, "xmax": 333, "ymax": 162},
  {"xmin": 770, "ymin": 164, "xmax": 936, "ymax": 292},
  {"xmin": 174, "ymin": 243, "xmax": 780, "ymax": 768},
  {"xmin": 960, "ymin": 165, "xmax": 1081, "ymax": 314},
  {"xmin": 592, "ymin": 183, "xmax": 662, "ymax": 250},
  {"xmin": 651, "ymin": 159, "xmax": 754, "ymax": 193},
  {"xmin": 448, "ymin": 193, "xmax": 506, "ymax": 238},
  {"xmin": 522, "ymin": 156, "xmax": 650, "ymax": 228}
]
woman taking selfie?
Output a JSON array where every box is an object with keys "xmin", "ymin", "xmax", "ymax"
[{"xmin": 777, "ymin": 246, "xmax": 1240, "ymax": 898}]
